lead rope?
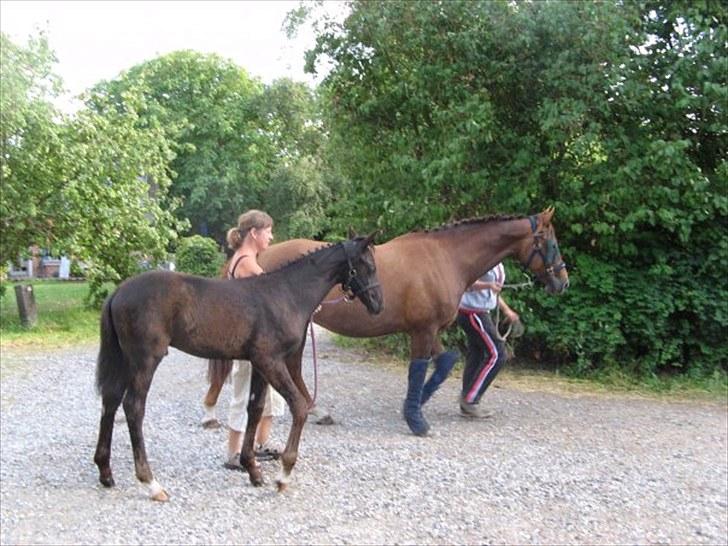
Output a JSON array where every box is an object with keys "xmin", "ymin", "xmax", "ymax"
[
  {"xmin": 308, "ymin": 320, "xmax": 318, "ymax": 407},
  {"xmin": 494, "ymin": 275, "xmax": 534, "ymax": 341},
  {"xmin": 308, "ymin": 295, "xmax": 352, "ymax": 409}
]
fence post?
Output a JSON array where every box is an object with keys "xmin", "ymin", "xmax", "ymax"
[{"xmin": 14, "ymin": 284, "xmax": 37, "ymax": 328}]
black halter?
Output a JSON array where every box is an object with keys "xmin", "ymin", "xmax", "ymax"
[
  {"xmin": 341, "ymin": 240, "xmax": 381, "ymax": 301},
  {"xmin": 524, "ymin": 215, "xmax": 567, "ymax": 276}
]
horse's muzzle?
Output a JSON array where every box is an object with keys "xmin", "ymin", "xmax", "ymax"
[
  {"xmin": 546, "ymin": 276, "xmax": 569, "ymax": 294},
  {"xmin": 365, "ymin": 293, "xmax": 384, "ymax": 315}
]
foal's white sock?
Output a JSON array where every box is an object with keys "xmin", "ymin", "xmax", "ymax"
[{"xmin": 201, "ymin": 402, "xmax": 217, "ymax": 423}]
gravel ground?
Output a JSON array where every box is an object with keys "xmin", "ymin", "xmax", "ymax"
[{"xmin": 1, "ymin": 325, "xmax": 726, "ymax": 545}]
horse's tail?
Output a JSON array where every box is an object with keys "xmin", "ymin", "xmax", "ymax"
[
  {"xmin": 203, "ymin": 259, "xmax": 234, "ymax": 389},
  {"xmin": 95, "ymin": 293, "xmax": 129, "ymax": 399},
  {"xmin": 219, "ymin": 257, "xmax": 230, "ymax": 278},
  {"xmin": 207, "ymin": 358, "xmax": 233, "ymax": 386}
]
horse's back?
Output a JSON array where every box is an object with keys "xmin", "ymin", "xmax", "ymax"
[
  {"xmin": 258, "ymin": 235, "xmax": 461, "ymax": 337},
  {"xmin": 111, "ymin": 271, "xmax": 227, "ymax": 353},
  {"xmin": 113, "ymin": 270, "xmax": 206, "ymax": 310}
]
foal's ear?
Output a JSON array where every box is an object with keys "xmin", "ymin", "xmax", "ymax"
[{"xmin": 362, "ymin": 230, "xmax": 378, "ymax": 247}]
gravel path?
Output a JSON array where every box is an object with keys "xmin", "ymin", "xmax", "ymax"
[{"xmin": 1, "ymin": 325, "xmax": 726, "ymax": 545}]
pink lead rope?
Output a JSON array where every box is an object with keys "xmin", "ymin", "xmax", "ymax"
[
  {"xmin": 308, "ymin": 320, "xmax": 318, "ymax": 407},
  {"xmin": 308, "ymin": 294, "xmax": 352, "ymax": 408}
]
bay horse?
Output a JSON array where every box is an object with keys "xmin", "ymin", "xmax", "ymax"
[
  {"xmin": 203, "ymin": 208, "xmax": 569, "ymax": 436},
  {"xmin": 93, "ymin": 234, "xmax": 382, "ymax": 501}
]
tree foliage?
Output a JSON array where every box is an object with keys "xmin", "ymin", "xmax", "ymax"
[
  {"xmin": 1, "ymin": 33, "xmax": 185, "ymax": 306},
  {"xmin": 301, "ymin": 0, "xmax": 727, "ymax": 375},
  {"xmin": 1, "ymin": 32, "xmax": 65, "ymax": 262},
  {"xmin": 90, "ymin": 53, "xmax": 331, "ymax": 242}
]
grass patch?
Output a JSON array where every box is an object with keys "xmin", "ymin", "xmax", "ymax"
[{"xmin": 0, "ymin": 281, "xmax": 101, "ymax": 351}]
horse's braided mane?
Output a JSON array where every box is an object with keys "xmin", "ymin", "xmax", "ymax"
[
  {"xmin": 220, "ymin": 241, "xmax": 336, "ymax": 279},
  {"xmin": 417, "ymin": 214, "xmax": 527, "ymax": 234}
]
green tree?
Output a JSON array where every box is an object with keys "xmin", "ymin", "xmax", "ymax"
[
  {"xmin": 63, "ymin": 88, "xmax": 187, "ymax": 305},
  {"xmin": 1, "ymin": 31, "xmax": 65, "ymax": 263},
  {"xmin": 300, "ymin": 0, "xmax": 727, "ymax": 375},
  {"xmin": 91, "ymin": 54, "xmax": 332, "ymax": 242},
  {"xmin": 89, "ymin": 51, "xmax": 266, "ymax": 240},
  {"xmin": 253, "ymin": 79, "xmax": 332, "ymax": 239},
  {"xmin": 1, "ymin": 33, "xmax": 186, "ymax": 306}
]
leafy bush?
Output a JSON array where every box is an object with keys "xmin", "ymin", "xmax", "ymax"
[
  {"xmin": 69, "ymin": 260, "xmax": 85, "ymax": 279},
  {"xmin": 175, "ymin": 236, "xmax": 224, "ymax": 278},
  {"xmin": 0, "ymin": 264, "xmax": 7, "ymax": 300},
  {"xmin": 512, "ymin": 251, "xmax": 728, "ymax": 378},
  {"xmin": 302, "ymin": 0, "xmax": 727, "ymax": 379}
]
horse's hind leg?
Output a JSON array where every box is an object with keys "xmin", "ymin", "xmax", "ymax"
[
  {"xmin": 201, "ymin": 359, "xmax": 231, "ymax": 429},
  {"xmin": 239, "ymin": 369, "xmax": 267, "ymax": 486},
  {"xmin": 94, "ymin": 388, "xmax": 127, "ymax": 487},
  {"xmin": 123, "ymin": 353, "xmax": 167, "ymax": 501},
  {"xmin": 201, "ymin": 381, "xmax": 222, "ymax": 428}
]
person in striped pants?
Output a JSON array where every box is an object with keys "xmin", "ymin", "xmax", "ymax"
[{"xmin": 456, "ymin": 262, "xmax": 519, "ymax": 418}]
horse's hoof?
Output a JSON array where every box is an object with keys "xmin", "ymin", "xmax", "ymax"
[
  {"xmin": 151, "ymin": 489, "xmax": 169, "ymax": 502},
  {"xmin": 249, "ymin": 468, "xmax": 264, "ymax": 487},
  {"xmin": 99, "ymin": 475, "xmax": 115, "ymax": 488},
  {"xmin": 276, "ymin": 480, "xmax": 288, "ymax": 493},
  {"xmin": 201, "ymin": 418, "xmax": 222, "ymax": 430},
  {"xmin": 315, "ymin": 414, "xmax": 335, "ymax": 426},
  {"xmin": 404, "ymin": 414, "xmax": 430, "ymax": 437},
  {"xmin": 148, "ymin": 479, "xmax": 169, "ymax": 502}
]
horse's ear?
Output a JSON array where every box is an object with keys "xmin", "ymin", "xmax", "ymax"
[
  {"xmin": 347, "ymin": 227, "xmax": 358, "ymax": 239},
  {"xmin": 541, "ymin": 206, "xmax": 555, "ymax": 225}
]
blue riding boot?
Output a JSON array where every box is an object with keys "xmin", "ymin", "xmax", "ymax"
[
  {"xmin": 420, "ymin": 350, "xmax": 459, "ymax": 405},
  {"xmin": 403, "ymin": 358, "xmax": 430, "ymax": 436}
]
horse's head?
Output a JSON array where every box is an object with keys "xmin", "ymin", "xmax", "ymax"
[
  {"xmin": 517, "ymin": 207, "xmax": 569, "ymax": 294},
  {"xmin": 341, "ymin": 232, "xmax": 384, "ymax": 314}
]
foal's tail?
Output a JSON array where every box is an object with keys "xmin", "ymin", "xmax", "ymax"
[
  {"xmin": 95, "ymin": 293, "xmax": 129, "ymax": 399},
  {"xmin": 207, "ymin": 359, "xmax": 233, "ymax": 386}
]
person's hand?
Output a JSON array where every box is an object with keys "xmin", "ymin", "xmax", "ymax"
[
  {"xmin": 506, "ymin": 309, "xmax": 519, "ymax": 323},
  {"xmin": 490, "ymin": 282, "xmax": 503, "ymax": 294}
]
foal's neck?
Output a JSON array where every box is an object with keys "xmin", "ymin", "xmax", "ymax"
[{"xmin": 274, "ymin": 245, "xmax": 344, "ymax": 317}]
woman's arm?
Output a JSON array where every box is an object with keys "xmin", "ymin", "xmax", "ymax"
[{"xmin": 497, "ymin": 296, "xmax": 519, "ymax": 322}]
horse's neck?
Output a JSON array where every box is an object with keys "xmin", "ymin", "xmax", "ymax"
[{"xmin": 442, "ymin": 218, "xmax": 531, "ymax": 285}]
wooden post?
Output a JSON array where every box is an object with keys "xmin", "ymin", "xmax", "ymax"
[{"xmin": 14, "ymin": 284, "xmax": 37, "ymax": 328}]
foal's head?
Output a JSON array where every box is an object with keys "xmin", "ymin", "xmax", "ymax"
[
  {"xmin": 340, "ymin": 233, "xmax": 384, "ymax": 314},
  {"xmin": 516, "ymin": 207, "xmax": 569, "ymax": 294}
]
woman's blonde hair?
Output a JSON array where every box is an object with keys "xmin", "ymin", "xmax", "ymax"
[{"xmin": 226, "ymin": 210, "xmax": 273, "ymax": 250}]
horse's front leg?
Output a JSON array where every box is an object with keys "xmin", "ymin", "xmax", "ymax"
[
  {"xmin": 266, "ymin": 357, "xmax": 310, "ymax": 492},
  {"xmin": 402, "ymin": 329, "xmax": 438, "ymax": 436},
  {"xmin": 240, "ymin": 367, "xmax": 267, "ymax": 486},
  {"xmin": 284, "ymin": 344, "xmax": 313, "ymax": 408}
]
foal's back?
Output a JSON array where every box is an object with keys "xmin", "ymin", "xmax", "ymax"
[{"xmin": 110, "ymin": 271, "xmax": 264, "ymax": 360}]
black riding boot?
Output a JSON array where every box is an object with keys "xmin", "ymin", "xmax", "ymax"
[
  {"xmin": 420, "ymin": 350, "xmax": 459, "ymax": 405},
  {"xmin": 403, "ymin": 358, "xmax": 430, "ymax": 436}
]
